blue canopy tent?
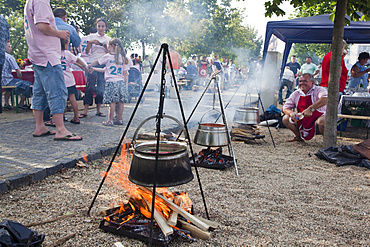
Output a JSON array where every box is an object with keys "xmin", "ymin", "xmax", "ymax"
[{"xmin": 262, "ymin": 14, "xmax": 370, "ymax": 81}]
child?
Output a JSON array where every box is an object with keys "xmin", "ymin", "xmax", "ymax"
[
  {"xmin": 88, "ymin": 38, "xmax": 130, "ymax": 126},
  {"xmin": 61, "ymin": 38, "xmax": 87, "ymax": 124}
]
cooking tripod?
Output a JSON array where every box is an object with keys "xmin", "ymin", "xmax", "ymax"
[
  {"xmin": 178, "ymin": 74, "xmax": 239, "ymax": 176},
  {"xmin": 87, "ymin": 43, "xmax": 209, "ymax": 246}
]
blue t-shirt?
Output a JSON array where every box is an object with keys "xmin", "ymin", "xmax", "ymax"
[{"xmin": 55, "ymin": 17, "xmax": 81, "ymax": 48}]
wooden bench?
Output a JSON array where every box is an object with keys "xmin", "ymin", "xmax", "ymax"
[
  {"xmin": 2, "ymin": 85, "xmax": 33, "ymax": 113},
  {"xmin": 338, "ymin": 114, "xmax": 370, "ymax": 139}
]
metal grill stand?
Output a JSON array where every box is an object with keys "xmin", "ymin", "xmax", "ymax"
[
  {"xmin": 179, "ymin": 74, "xmax": 239, "ymax": 176},
  {"xmin": 86, "ymin": 44, "xmax": 210, "ymax": 246}
]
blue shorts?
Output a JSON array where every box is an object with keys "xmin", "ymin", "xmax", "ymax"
[
  {"xmin": 3, "ymin": 78, "xmax": 19, "ymax": 91},
  {"xmin": 31, "ymin": 63, "xmax": 68, "ymax": 115}
]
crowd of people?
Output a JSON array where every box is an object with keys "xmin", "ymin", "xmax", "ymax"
[{"xmin": 2, "ymin": 2, "xmax": 368, "ymax": 144}]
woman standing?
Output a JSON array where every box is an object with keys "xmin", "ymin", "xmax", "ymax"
[{"xmin": 79, "ymin": 18, "xmax": 111, "ymax": 118}]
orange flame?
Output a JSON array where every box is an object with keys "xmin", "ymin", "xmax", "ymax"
[{"xmin": 101, "ymin": 140, "xmax": 193, "ymax": 221}]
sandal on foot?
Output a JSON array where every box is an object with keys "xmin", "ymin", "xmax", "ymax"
[
  {"xmin": 79, "ymin": 113, "xmax": 87, "ymax": 118},
  {"xmin": 54, "ymin": 134, "xmax": 82, "ymax": 141},
  {"xmin": 113, "ymin": 119, "xmax": 123, "ymax": 125},
  {"xmin": 70, "ymin": 119, "xmax": 80, "ymax": 124},
  {"xmin": 102, "ymin": 120, "xmax": 114, "ymax": 126},
  {"xmin": 96, "ymin": 112, "xmax": 106, "ymax": 117},
  {"xmin": 45, "ymin": 120, "xmax": 56, "ymax": 127}
]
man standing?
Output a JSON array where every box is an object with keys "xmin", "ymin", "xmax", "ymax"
[
  {"xmin": 286, "ymin": 55, "xmax": 300, "ymax": 78},
  {"xmin": 53, "ymin": 7, "xmax": 81, "ymax": 49},
  {"xmin": 0, "ymin": 15, "xmax": 9, "ymax": 113},
  {"xmin": 282, "ymin": 73, "xmax": 328, "ymax": 142},
  {"xmin": 278, "ymin": 66, "xmax": 295, "ymax": 105},
  {"xmin": 320, "ymin": 40, "xmax": 348, "ymax": 95},
  {"xmin": 299, "ymin": 56, "xmax": 319, "ymax": 76},
  {"xmin": 24, "ymin": 0, "xmax": 82, "ymax": 140}
]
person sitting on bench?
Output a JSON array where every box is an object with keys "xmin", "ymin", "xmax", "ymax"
[{"xmin": 1, "ymin": 41, "xmax": 27, "ymax": 110}]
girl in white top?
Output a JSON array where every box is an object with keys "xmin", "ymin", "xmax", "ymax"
[
  {"xmin": 61, "ymin": 38, "xmax": 87, "ymax": 124},
  {"xmin": 88, "ymin": 38, "xmax": 130, "ymax": 126}
]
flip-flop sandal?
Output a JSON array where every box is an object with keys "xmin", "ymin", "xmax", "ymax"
[
  {"xmin": 70, "ymin": 119, "xmax": 80, "ymax": 124},
  {"xmin": 79, "ymin": 113, "xmax": 87, "ymax": 118},
  {"xmin": 45, "ymin": 120, "xmax": 56, "ymax": 127},
  {"xmin": 33, "ymin": 131, "xmax": 56, "ymax": 137},
  {"xmin": 96, "ymin": 112, "xmax": 106, "ymax": 117},
  {"xmin": 54, "ymin": 134, "xmax": 83, "ymax": 141},
  {"xmin": 102, "ymin": 120, "xmax": 114, "ymax": 126}
]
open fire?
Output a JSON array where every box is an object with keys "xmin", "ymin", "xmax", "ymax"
[
  {"xmin": 190, "ymin": 147, "xmax": 234, "ymax": 170},
  {"xmin": 99, "ymin": 142, "xmax": 217, "ymax": 245}
]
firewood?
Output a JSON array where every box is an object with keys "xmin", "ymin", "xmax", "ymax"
[
  {"xmin": 167, "ymin": 210, "xmax": 178, "ymax": 226},
  {"xmin": 25, "ymin": 213, "xmax": 76, "ymax": 227},
  {"xmin": 194, "ymin": 215, "xmax": 220, "ymax": 228},
  {"xmin": 178, "ymin": 219, "xmax": 211, "ymax": 240},
  {"xmin": 141, "ymin": 196, "xmax": 174, "ymax": 236},
  {"xmin": 46, "ymin": 233, "xmax": 76, "ymax": 247},
  {"xmin": 139, "ymin": 186, "xmax": 210, "ymax": 231}
]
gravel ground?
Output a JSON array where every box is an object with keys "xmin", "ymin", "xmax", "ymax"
[{"xmin": 0, "ymin": 126, "xmax": 369, "ymax": 246}]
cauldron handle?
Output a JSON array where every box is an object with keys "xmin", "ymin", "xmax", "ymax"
[
  {"xmin": 131, "ymin": 115, "xmax": 189, "ymax": 144},
  {"xmin": 199, "ymin": 108, "xmax": 222, "ymax": 124},
  {"xmin": 243, "ymin": 93, "xmax": 252, "ymax": 107}
]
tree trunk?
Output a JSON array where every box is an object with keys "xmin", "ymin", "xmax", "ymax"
[
  {"xmin": 141, "ymin": 39, "xmax": 146, "ymax": 59},
  {"xmin": 323, "ymin": 0, "xmax": 348, "ymax": 148}
]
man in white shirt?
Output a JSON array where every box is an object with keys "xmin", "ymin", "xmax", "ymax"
[{"xmin": 278, "ymin": 66, "xmax": 295, "ymax": 105}]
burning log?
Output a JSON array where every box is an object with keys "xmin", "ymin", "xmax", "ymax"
[
  {"xmin": 178, "ymin": 219, "xmax": 211, "ymax": 240},
  {"xmin": 141, "ymin": 195, "xmax": 174, "ymax": 236},
  {"xmin": 139, "ymin": 186, "xmax": 210, "ymax": 231},
  {"xmin": 167, "ymin": 211, "xmax": 178, "ymax": 226}
]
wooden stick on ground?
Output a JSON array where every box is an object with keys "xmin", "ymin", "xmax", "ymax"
[
  {"xmin": 141, "ymin": 196, "xmax": 174, "ymax": 236},
  {"xmin": 138, "ymin": 186, "xmax": 210, "ymax": 231},
  {"xmin": 25, "ymin": 213, "xmax": 76, "ymax": 227},
  {"xmin": 46, "ymin": 233, "xmax": 76, "ymax": 247},
  {"xmin": 178, "ymin": 219, "xmax": 211, "ymax": 240}
]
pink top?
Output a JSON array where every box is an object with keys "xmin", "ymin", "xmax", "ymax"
[
  {"xmin": 61, "ymin": 50, "xmax": 77, "ymax": 87},
  {"xmin": 98, "ymin": 53, "xmax": 131, "ymax": 82},
  {"xmin": 283, "ymin": 85, "xmax": 328, "ymax": 114},
  {"xmin": 24, "ymin": 0, "xmax": 61, "ymax": 67},
  {"xmin": 86, "ymin": 33, "xmax": 111, "ymax": 62}
]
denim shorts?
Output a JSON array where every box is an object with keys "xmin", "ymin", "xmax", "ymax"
[
  {"xmin": 67, "ymin": 85, "xmax": 78, "ymax": 95},
  {"xmin": 3, "ymin": 78, "xmax": 20, "ymax": 91},
  {"xmin": 31, "ymin": 63, "xmax": 67, "ymax": 115}
]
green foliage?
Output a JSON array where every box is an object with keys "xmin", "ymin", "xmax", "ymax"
[
  {"xmin": 1, "ymin": 0, "xmax": 262, "ymax": 67},
  {"xmin": 290, "ymin": 2, "xmax": 334, "ymax": 63}
]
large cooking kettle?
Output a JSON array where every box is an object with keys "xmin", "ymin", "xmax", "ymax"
[
  {"xmin": 128, "ymin": 115, "xmax": 193, "ymax": 187},
  {"xmin": 194, "ymin": 109, "xmax": 229, "ymax": 147},
  {"xmin": 233, "ymin": 93, "xmax": 260, "ymax": 125}
]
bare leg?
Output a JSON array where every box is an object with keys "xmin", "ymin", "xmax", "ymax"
[
  {"xmin": 79, "ymin": 104, "xmax": 89, "ymax": 117},
  {"xmin": 116, "ymin": 102, "xmax": 124, "ymax": 120},
  {"xmin": 316, "ymin": 115, "xmax": 325, "ymax": 135},
  {"xmin": 52, "ymin": 113, "xmax": 81, "ymax": 139},
  {"xmin": 108, "ymin": 102, "xmax": 115, "ymax": 122},
  {"xmin": 282, "ymin": 115, "xmax": 303, "ymax": 142},
  {"xmin": 68, "ymin": 94, "xmax": 79, "ymax": 120},
  {"xmin": 33, "ymin": 109, "xmax": 56, "ymax": 136},
  {"xmin": 4, "ymin": 91, "xmax": 11, "ymax": 105}
]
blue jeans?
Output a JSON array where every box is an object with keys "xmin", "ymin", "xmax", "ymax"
[
  {"xmin": 32, "ymin": 63, "xmax": 67, "ymax": 115},
  {"xmin": 278, "ymin": 79, "xmax": 293, "ymax": 104}
]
